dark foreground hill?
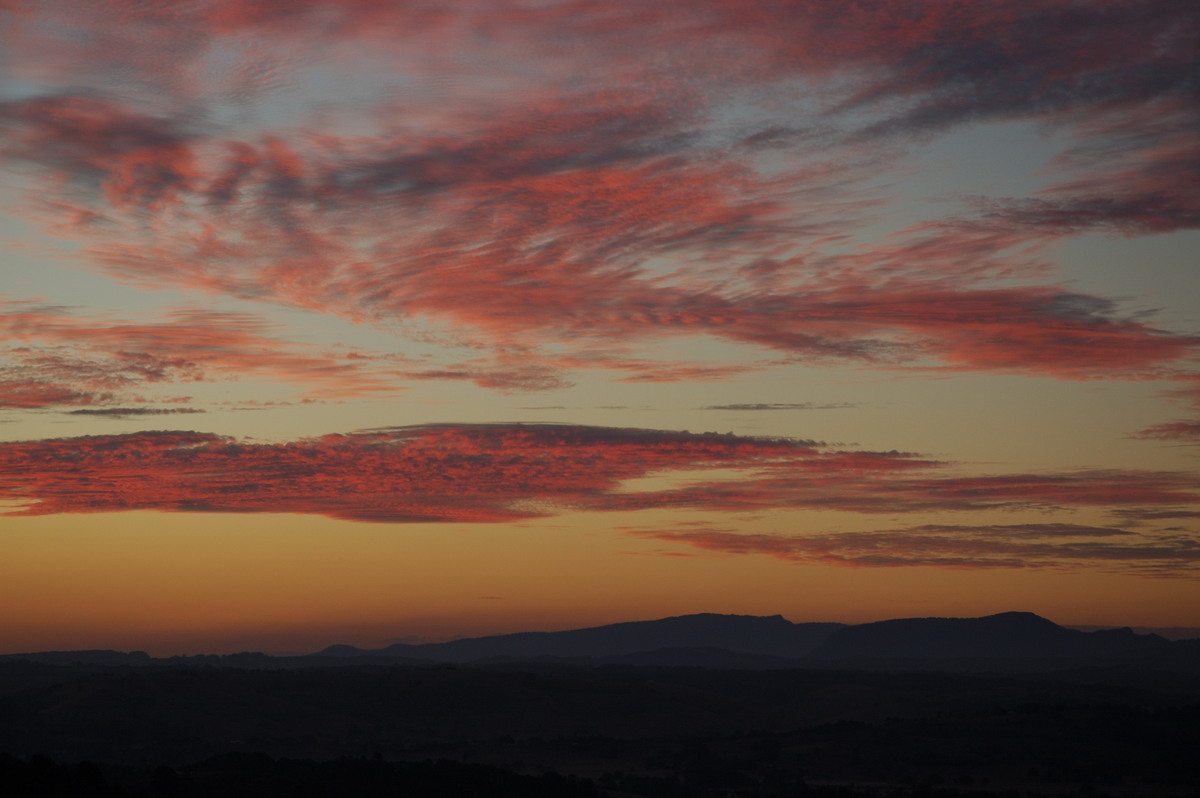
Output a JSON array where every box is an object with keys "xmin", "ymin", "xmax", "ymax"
[
  {"xmin": 0, "ymin": 660, "xmax": 1198, "ymax": 796},
  {"xmin": 2, "ymin": 613, "xmax": 1199, "ymax": 796}
]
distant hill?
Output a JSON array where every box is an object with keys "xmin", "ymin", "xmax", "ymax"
[
  {"xmin": 807, "ymin": 611, "xmax": 1184, "ymax": 668},
  {"xmin": 319, "ymin": 613, "xmax": 846, "ymax": 663},
  {"xmin": 0, "ymin": 650, "xmax": 152, "ymax": 667},
  {"xmin": 309, "ymin": 611, "xmax": 1198, "ymax": 671},
  {"xmin": 811, "ymin": 611, "xmax": 1075, "ymax": 659},
  {"xmin": 4, "ymin": 612, "xmax": 1197, "ymax": 672},
  {"xmin": 1069, "ymin": 624, "xmax": 1200, "ymax": 641}
]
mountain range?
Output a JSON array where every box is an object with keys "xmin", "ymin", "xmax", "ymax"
[{"xmin": 5, "ymin": 611, "xmax": 1198, "ymax": 671}]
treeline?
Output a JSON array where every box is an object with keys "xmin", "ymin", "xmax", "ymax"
[{"xmin": 0, "ymin": 752, "xmax": 599, "ymax": 798}]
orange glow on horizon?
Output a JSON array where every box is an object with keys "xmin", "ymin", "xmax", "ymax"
[{"xmin": 4, "ymin": 510, "xmax": 1197, "ymax": 657}]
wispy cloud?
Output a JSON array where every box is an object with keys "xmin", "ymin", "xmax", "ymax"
[
  {"xmin": 1132, "ymin": 376, "xmax": 1200, "ymax": 447},
  {"xmin": 0, "ymin": 299, "xmax": 408, "ymax": 407},
  {"xmin": 1134, "ymin": 421, "xmax": 1200, "ymax": 445},
  {"xmin": 604, "ymin": 468, "xmax": 1200, "ymax": 516},
  {"xmin": 64, "ymin": 407, "xmax": 207, "ymax": 418},
  {"xmin": 702, "ymin": 403, "xmax": 852, "ymax": 411},
  {"xmin": 629, "ymin": 522, "xmax": 1200, "ymax": 575},
  {"xmin": 1, "ymin": 1, "xmax": 1195, "ymax": 391}
]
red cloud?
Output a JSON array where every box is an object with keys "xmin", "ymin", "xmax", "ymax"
[
  {"xmin": 1, "ymin": 0, "xmax": 1196, "ymax": 389},
  {"xmin": 72, "ymin": 107, "xmax": 1192, "ymax": 379},
  {"xmin": 629, "ymin": 522, "xmax": 1200, "ymax": 575},
  {"xmin": 0, "ymin": 300, "xmax": 407, "ymax": 408},
  {"xmin": 615, "ymin": 468, "xmax": 1200, "ymax": 516},
  {"xmin": 0, "ymin": 425, "xmax": 823, "ymax": 522},
  {"xmin": 0, "ymin": 94, "xmax": 199, "ymax": 211},
  {"xmin": 0, "ymin": 379, "xmax": 104, "ymax": 409},
  {"xmin": 2, "ymin": 426, "xmax": 1197, "ymax": 537},
  {"xmin": 1135, "ymin": 421, "xmax": 1200, "ymax": 445},
  {"xmin": 1132, "ymin": 374, "xmax": 1200, "ymax": 446}
]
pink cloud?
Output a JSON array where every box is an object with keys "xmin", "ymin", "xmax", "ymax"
[
  {"xmin": 0, "ymin": 425, "xmax": 822, "ymax": 522},
  {"xmin": 1135, "ymin": 421, "xmax": 1200, "ymax": 445},
  {"xmin": 1132, "ymin": 374, "xmax": 1200, "ymax": 446},
  {"xmin": 615, "ymin": 468, "xmax": 1200, "ymax": 515},
  {"xmin": 3, "ymin": 426, "xmax": 1197, "ymax": 540},
  {"xmin": 0, "ymin": 379, "xmax": 104, "ymax": 409},
  {"xmin": 629, "ymin": 522, "xmax": 1200, "ymax": 575},
  {"xmin": 0, "ymin": 300, "xmax": 407, "ymax": 407},
  {"xmin": 0, "ymin": 0, "xmax": 1195, "ymax": 390},
  {"xmin": 3, "ymin": 422, "xmax": 1194, "ymax": 575}
]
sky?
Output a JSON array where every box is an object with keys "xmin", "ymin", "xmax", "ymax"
[{"xmin": 1, "ymin": 0, "xmax": 1198, "ymax": 656}]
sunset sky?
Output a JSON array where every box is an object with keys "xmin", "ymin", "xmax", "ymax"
[{"xmin": 2, "ymin": 0, "xmax": 1198, "ymax": 656}]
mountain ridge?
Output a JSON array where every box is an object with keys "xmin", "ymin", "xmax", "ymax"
[
  {"xmin": 3, "ymin": 611, "xmax": 1197, "ymax": 671},
  {"xmin": 324, "ymin": 612, "xmax": 845, "ymax": 663}
]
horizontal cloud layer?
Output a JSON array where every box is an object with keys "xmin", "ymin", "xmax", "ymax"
[
  {"xmin": 0, "ymin": 425, "xmax": 827, "ymax": 522},
  {"xmin": 2, "ymin": 424, "xmax": 1196, "ymax": 575},
  {"xmin": 629, "ymin": 522, "xmax": 1200, "ymax": 575}
]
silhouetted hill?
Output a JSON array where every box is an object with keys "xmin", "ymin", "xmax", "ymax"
[
  {"xmin": 808, "ymin": 611, "xmax": 1182, "ymax": 669},
  {"xmin": 5, "ymin": 612, "xmax": 1197, "ymax": 673},
  {"xmin": 3, "ymin": 612, "xmax": 1199, "ymax": 796},
  {"xmin": 1070, "ymin": 624, "xmax": 1200, "ymax": 641},
  {"xmin": 0, "ymin": 650, "xmax": 151, "ymax": 667},
  {"xmin": 1, "ymin": 662, "xmax": 1198, "ymax": 794},
  {"xmin": 320, "ymin": 613, "xmax": 846, "ymax": 663}
]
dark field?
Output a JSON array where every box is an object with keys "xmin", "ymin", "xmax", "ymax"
[{"xmin": 2, "ymin": 660, "xmax": 1198, "ymax": 797}]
